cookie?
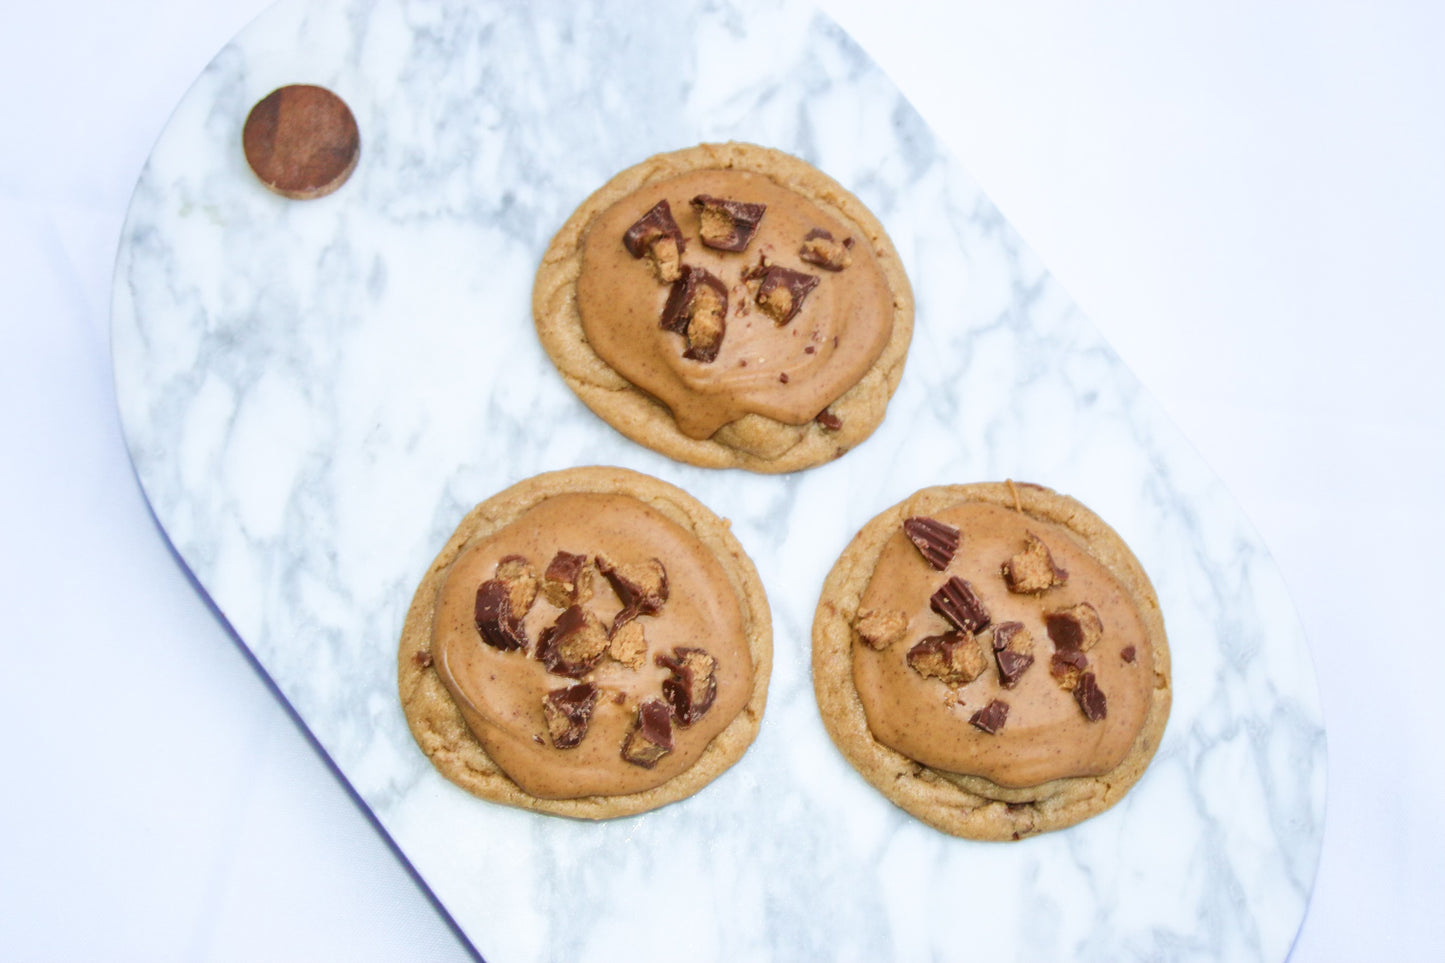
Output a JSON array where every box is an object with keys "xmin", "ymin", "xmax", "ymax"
[
  {"xmin": 812, "ymin": 481, "xmax": 1171, "ymax": 840},
  {"xmin": 242, "ymin": 84, "xmax": 360, "ymax": 199},
  {"xmin": 399, "ymin": 466, "xmax": 772, "ymax": 818},
  {"xmin": 533, "ymin": 143, "xmax": 914, "ymax": 473}
]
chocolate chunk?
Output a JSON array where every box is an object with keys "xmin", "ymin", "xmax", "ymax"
[
  {"xmin": 607, "ymin": 620, "xmax": 648, "ymax": 670},
  {"xmin": 1121, "ymin": 645, "xmax": 1137, "ymax": 664},
  {"xmin": 969, "ymin": 699, "xmax": 1010, "ymax": 734},
  {"xmin": 991, "ymin": 622, "xmax": 1036, "ymax": 687},
  {"xmin": 779, "ymin": 372, "xmax": 790, "ymax": 384},
  {"xmin": 535, "ymin": 605, "xmax": 609, "ymax": 677},
  {"xmin": 691, "ymin": 194, "xmax": 766, "ymax": 251},
  {"xmin": 907, "ymin": 629, "xmax": 986, "ymax": 686},
  {"xmin": 1045, "ymin": 602, "xmax": 1104, "ymax": 652},
  {"xmin": 903, "ymin": 516, "xmax": 960, "ymax": 571},
  {"xmin": 494, "ymin": 555, "xmax": 539, "ymax": 617},
  {"xmin": 596, "ymin": 555, "xmax": 669, "ymax": 631},
  {"xmin": 1002, "ymin": 533, "xmax": 1068, "ymax": 594},
  {"xmin": 412, "ymin": 650, "xmax": 433, "ymax": 669},
  {"xmin": 1074, "ymin": 671, "xmax": 1108, "ymax": 721},
  {"xmin": 755, "ymin": 265, "xmax": 819, "ymax": 325},
  {"xmin": 815, "ymin": 409, "xmax": 842, "ymax": 431},
  {"xmin": 660, "ymin": 265, "xmax": 728, "ymax": 363},
  {"xmin": 854, "ymin": 607, "xmax": 907, "ymax": 650},
  {"xmin": 542, "ymin": 550, "xmax": 593, "ymax": 608},
  {"xmin": 798, "ymin": 228, "xmax": 853, "ymax": 271},
  {"xmin": 930, "ymin": 576, "xmax": 991, "ymax": 632},
  {"xmin": 621, "ymin": 698, "xmax": 674, "ymax": 768},
  {"xmin": 1049, "ymin": 649, "xmax": 1089, "ymax": 691},
  {"xmin": 656, "ymin": 647, "xmax": 719, "ymax": 726},
  {"xmin": 474, "ymin": 578, "xmax": 527, "ymax": 651},
  {"xmin": 622, "ymin": 200, "xmax": 686, "ymax": 283},
  {"xmin": 543, "ymin": 682, "xmax": 599, "ymax": 749}
]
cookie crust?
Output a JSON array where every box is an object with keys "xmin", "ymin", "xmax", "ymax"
[
  {"xmin": 533, "ymin": 142, "xmax": 914, "ymax": 473},
  {"xmin": 399, "ymin": 466, "xmax": 772, "ymax": 818},
  {"xmin": 812, "ymin": 482, "xmax": 1171, "ymax": 840}
]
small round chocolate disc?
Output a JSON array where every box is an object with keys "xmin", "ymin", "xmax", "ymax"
[{"xmin": 242, "ymin": 84, "xmax": 360, "ymax": 200}]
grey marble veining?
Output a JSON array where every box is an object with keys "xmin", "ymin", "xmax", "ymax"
[{"xmin": 111, "ymin": 0, "xmax": 1325, "ymax": 959}]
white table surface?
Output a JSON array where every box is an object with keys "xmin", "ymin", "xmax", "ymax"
[{"xmin": 1, "ymin": 1, "xmax": 1439, "ymax": 960}]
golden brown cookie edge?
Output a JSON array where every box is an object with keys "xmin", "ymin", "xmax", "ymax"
[
  {"xmin": 532, "ymin": 142, "xmax": 914, "ymax": 474},
  {"xmin": 811, "ymin": 481, "xmax": 1171, "ymax": 840},
  {"xmin": 399, "ymin": 466, "xmax": 773, "ymax": 819}
]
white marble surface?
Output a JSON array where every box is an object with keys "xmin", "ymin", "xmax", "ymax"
[
  {"xmin": 106, "ymin": 0, "xmax": 1324, "ymax": 960},
  {"xmin": 5, "ymin": 1, "xmax": 1442, "ymax": 961}
]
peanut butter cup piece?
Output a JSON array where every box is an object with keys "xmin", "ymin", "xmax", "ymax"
[
  {"xmin": 996, "ymin": 649, "xmax": 1035, "ymax": 689},
  {"xmin": 597, "ymin": 555, "xmax": 669, "ymax": 631},
  {"xmin": 657, "ymin": 647, "xmax": 719, "ymax": 726},
  {"xmin": 660, "ymin": 265, "xmax": 728, "ymax": 363},
  {"xmin": 536, "ymin": 605, "xmax": 609, "ymax": 678},
  {"xmin": 854, "ymin": 607, "xmax": 907, "ymax": 651},
  {"xmin": 906, "ymin": 629, "xmax": 986, "ymax": 686},
  {"xmin": 930, "ymin": 576, "xmax": 991, "ymax": 632},
  {"xmin": 622, "ymin": 200, "xmax": 686, "ymax": 283},
  {"xmin": 495, "ymin": 555, "xmax": 539, "ymax": 616},
  {"xmin": 607, "ymin": 620, "xmax": 648, "ymax": 670},
  {"xmin": 755, "ymin": 265, "xmax": 819, "ymax": 326},
  {"xmin": 542, "ymin": 550, "xmax": 593, "ymax": 608},
  {"xmin": 543, "ymin": 682, "xmax": 600, "ymax": 749},
  {"xmin": 1074, "ymin": 671, "xmax": 1108, "ymax": 721},
  {"xmin": 798, "ymin": 228, "xmax": 853, "ymax": 271},
  {"xmin": 991, "ymin": 621, "xmax": 1035, "ymax": 689},
  {"xmin": 475, "ymin": 578, "xmax": 527, "ymax": 651},
  {"xmin": 621, "ymin": 699, "xmax": 675, "ymax": 768},
  {"xmin": 903, "ymin": 516, "xmax": 960, "ymax": 571},
  {"xmin": 1002, "ymin": 533, "xmax": 1068, "ymax": 594},
  {"xmin": 1049, "ymin": 649, "xmax": 1089, "ymax": 691},
  {"xmin": 242, "ymin": 84, "xmax": 360, "ymax": 200},
  {"xmin": 969, "ymin": 699, "xmax": 1010, "ymax": 734},
  {"xmin": 691, "ymin": 194, "xmax": 766, "ymax": 251},
  {"xmin": 1045, "ymin": 602, "xmax": 1104, "ymax": 652}
]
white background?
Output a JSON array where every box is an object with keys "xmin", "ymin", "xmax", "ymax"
[{"xmin": 2, "ymin": 1, "xmax": 1440, "ymax": 959}]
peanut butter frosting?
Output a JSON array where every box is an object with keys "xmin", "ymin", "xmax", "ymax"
[
  {"xmin": 430, "ymin": 492, "xmax": 754, "ymax": 798},
  {"xmin": 576, "ymin": 168, "xmax": 896, "ymax": 439},
  {"xmin": 854, "ymin": 501, "xmax": 1153, "ymax": 789}
]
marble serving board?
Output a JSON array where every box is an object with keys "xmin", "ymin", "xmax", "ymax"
[{"xmin": 111, "ymin": 0, "xmax": 1326, "ymax": 959}]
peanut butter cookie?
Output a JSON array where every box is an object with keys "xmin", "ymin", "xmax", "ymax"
[
  {"xmin": 399, "ymin": 467, "xmax": 772, "ymax": 818},
  {"xmin": 813, "ymin": 482, "xmax": 1171, "ymax": 839},
  {"xmin": 533, "ymin": 142, "xmax": 913, "ymax": 473}
]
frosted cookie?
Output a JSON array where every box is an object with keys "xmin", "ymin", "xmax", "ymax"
[
  {"xmin": 533, "ymin": 143, "xmax": 913, "ymax": 473},
  {"xmin": 399, "ymin": 467, "xmax": 771, "ymax": 818},
  {"xmin": 812, "ymin": 482, "xmax": 1171, "ymax": 840}
]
